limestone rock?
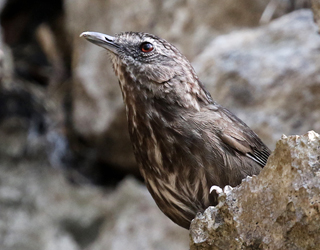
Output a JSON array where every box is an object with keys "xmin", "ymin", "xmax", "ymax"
[
  {"xmin": 193, "ymin": 10, "xmax": 320, "ymax": 149},
  {"xmin": 190, "ymin": 131, "xmax": 320, "ymax": 250}
]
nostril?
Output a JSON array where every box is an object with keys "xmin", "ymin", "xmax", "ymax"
[{"xmin": 105, "ymin": 36, "xmax": 113, "ymax": 42}]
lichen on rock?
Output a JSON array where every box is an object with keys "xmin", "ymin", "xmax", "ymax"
[{"xmin": 190, "ymin": 131, "xmax": 320, "ymax": 250}]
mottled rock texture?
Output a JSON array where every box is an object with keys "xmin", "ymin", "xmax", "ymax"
[{"xmin": 190, "ymin": 131, "xmax": 320, "ymax": 250}]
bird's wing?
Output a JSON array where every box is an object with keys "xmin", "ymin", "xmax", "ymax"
[{"xmin": 215, "ymin": 105, "xmax": 271, "ymax": 167}]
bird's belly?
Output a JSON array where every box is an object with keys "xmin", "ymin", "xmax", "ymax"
[
  {"xmin": 139, "ymin": 158, "xmax": 212, "ymax": 229},
  {"xmin": 144, "ymin": 174, "xmax": 205, "ymax": 229}
]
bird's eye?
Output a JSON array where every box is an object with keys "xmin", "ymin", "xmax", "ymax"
[{"xmin": 140, "ymin": 42, "xmax": 154, "ymax": 53}]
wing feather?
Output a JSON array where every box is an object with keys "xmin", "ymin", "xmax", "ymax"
[{"xmin": 215, "ymin": 105, "xmax": 271, "ymax": 167}]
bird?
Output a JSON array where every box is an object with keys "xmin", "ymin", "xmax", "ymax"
[{"xmin": 80, "ymin": 31, "xmax": 271, "ymax": 229}]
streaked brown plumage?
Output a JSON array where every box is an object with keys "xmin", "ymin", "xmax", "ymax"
[{"xmin": 80, "ymin": 31, "xmax": 271, "ymax": 229}]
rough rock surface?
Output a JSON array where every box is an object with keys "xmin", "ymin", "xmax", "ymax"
[
  {"xmin": 193, "ymin": 10, "xmax": 320, "ymax": 149},
  {"xmin": 190, "ymin": 131, "xmax": 320, "ymax": 250}
]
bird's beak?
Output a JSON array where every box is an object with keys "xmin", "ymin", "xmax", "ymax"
[{"xmin": 80, "ymin": 31, "xmax": 119, "ymax": 54}]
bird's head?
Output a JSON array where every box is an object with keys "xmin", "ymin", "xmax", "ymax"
[
  {"xmin": 80, "ymin": 31, "xmax": 212, "ymax": 109},
  {"xmin": 81, "ymin": 31, "xmax": 197, "ymax": 83}
]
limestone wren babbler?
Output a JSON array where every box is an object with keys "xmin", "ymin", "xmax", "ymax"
[{"xmin": 80, "ymin": 31, "xmax": 271, "ymax": 229}]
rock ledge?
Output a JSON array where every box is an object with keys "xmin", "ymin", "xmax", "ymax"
[{"xmin": 190, "ymin": 131, "xmax": 320, "ymax": 250}]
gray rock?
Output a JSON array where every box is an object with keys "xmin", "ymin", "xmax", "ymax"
[
  {"xmin": 193, "ymin": 10, "xmax": 320, "ymax": 149},
  {"xmin": 190, "ymin": 131, "xmax": 320, "ymax": 250},
  {"xmin": 0, "ymin": 162, "xmax": 188, "ymax": 250}
]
